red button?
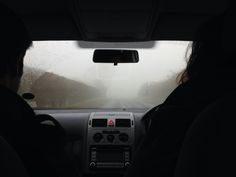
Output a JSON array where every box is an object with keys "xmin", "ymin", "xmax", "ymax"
[{"xmin": 108, "ymin": 119, "xmax": 115, "ymax": 126}]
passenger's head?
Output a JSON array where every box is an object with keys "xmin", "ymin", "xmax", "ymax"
[
  {"xmin": 0, "ymin": 3, "xmax": 32, "ymax": 92},
  {"xmin": 178, "ymin": 13, "xmax": 236, "ymax": 84}
]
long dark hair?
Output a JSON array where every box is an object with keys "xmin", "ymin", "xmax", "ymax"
[{"xmin": 178, "ymin": 14, "xmax": 232, "ymax": 84}]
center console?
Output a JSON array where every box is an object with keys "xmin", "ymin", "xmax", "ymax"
[{"xmin": 85, "ymin": 112, "xmax": 135, "ymax": 174}]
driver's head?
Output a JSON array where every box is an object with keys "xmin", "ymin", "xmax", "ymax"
[{"xmin": 0, "ymin": 3, "xmax": 32, "ymax": 92}]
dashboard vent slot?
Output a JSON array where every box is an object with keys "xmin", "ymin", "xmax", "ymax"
[
  {"xmin": 93, "ymin": 112, "xmax": 131, "ymax": 118},
  {"xmin": 93, "ymin": 113, "xmax": 110, "ymax": 117}
]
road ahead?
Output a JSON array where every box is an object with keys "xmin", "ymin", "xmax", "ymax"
[{"xmin": 69, "ymin": 97, "xmax": 153, "ymax": 109}]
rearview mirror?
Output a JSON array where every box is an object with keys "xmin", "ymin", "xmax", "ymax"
[{"xmin": 93, "ymin": 49, "xmax": 139, "ymax": 65}]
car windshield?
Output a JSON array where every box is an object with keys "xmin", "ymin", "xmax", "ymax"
[{"xmin": 18, "ymin": 41, "xmax": 190, "ymax": 109}]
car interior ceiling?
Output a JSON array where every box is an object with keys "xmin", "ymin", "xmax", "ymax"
[
  {"xmin": 1, "ymin": 0, "xmax": 230, "ymax": 41},
  {"xmin": 0, "ymin": 0, "xmax": 235, "ymax": 177}
]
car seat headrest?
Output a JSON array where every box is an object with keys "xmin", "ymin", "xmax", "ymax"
[{"xmin": 174, "ymin": 93, "xmax": 236, "ymax": 177}]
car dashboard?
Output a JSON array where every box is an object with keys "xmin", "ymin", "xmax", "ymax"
[{"xmin": 35, "ymin": 109, "xmax": 146, "ymax": 177}]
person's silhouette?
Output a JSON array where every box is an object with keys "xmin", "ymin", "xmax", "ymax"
[
  {"xmin": 0, "ymin": 3, "xmax": 79, "ymax": 177},
  {"xmin": 125, "ymin": 11, "xmax": 236, "ymax": 177}
]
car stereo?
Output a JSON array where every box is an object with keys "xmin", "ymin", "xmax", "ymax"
[{"xmin": 85, "ymin": 112, "xmax": 135, "ymax": 172}]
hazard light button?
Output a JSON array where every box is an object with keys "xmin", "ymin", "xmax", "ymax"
[{"xmin": 108, "ymin": 119, "xmax": 115, "ymax": 127}]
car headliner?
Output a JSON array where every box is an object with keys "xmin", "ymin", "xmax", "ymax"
[{"xmin": 1, "ymin": 0, "xmax": 231, "ymax": 41}]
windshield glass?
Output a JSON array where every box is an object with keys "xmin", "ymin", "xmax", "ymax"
[{"xmin": 18, "ymin": 41, "xmax": 190, "ymax": 109}]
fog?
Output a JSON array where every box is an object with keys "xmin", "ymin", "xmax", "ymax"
[{"xmin": 19, "ymin": 41, "xmax": 189, "ymax": 108}]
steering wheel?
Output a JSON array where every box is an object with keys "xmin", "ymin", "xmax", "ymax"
[
  {"xmin": 36, "ymin": 114, "xmax": 66, "ymax": 146},
  {"xmin": 141, "ymin": 104, "xmax": 161, "ymax": 132},
  {"xmin": 133, "ymin": 104, "xmax": 162, "ymax": 149}
]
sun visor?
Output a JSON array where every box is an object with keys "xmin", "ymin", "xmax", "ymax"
[{"xmin": 71, "ymin": 0, "xmax": 160, "ymax": 42}]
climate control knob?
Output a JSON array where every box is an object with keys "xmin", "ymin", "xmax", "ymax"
[
  {"xmin": 107, "ymin": 134, "xmax": 115, "ymax": 143},
  {"xmin": 89, "ymin": 162, "xmax": 96, "ymax": 168},
  {"xmin": 125, "ymin": 162, "xmax": 130, "ymax": 168},
  {"xmin": 93, "ymin": 133, "xmax": 103, "ymax": 143},
  {"xmin": 119, "ymin": 133, "xmax": 129, "ymax": 142}
]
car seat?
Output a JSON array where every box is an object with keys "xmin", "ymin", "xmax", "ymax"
[
  {"xmin": 0, "ymin": 136, "xmax": 29, "ymax": 177},
  {"xmin": 174, "ymin": 93, "xmax": 236, "ymax": 177}
]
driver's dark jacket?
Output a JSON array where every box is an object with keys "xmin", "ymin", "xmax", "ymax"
[
  {"xmin": 0, "ymin": 85, "xmax": 57, "ymax": 177},
  {"xmin": 125, "ymin": 76, "xmax": 236, "ymax": 177},
  {"xmin": 0, "ymin": 85, "xmax": 78, "ymax": 177}
]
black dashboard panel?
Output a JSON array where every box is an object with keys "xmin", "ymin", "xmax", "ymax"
[
  {"xmin": 34, "ymin": 109, "xmax": 146, "ymax": 177},
  {"xmin": 86, "ymin": 112, "xmax": 135, "ymax": 173}
]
